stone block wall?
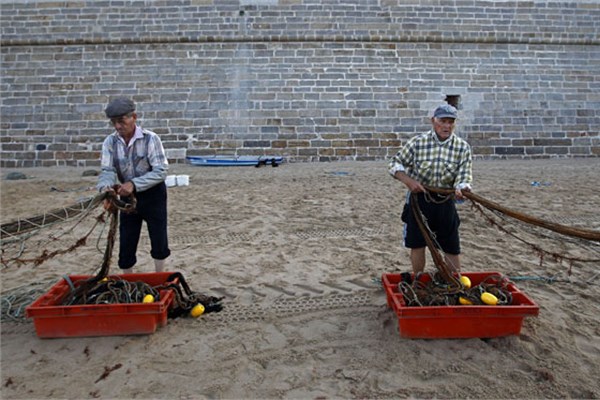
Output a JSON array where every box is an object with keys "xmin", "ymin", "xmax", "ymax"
[{"xmin": 1, "ymin": 0, "xmax": 599, "ymax": 167}]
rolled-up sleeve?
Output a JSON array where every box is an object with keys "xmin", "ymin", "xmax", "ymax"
[
  {"xmin": 388, "ymin": 142, "xmax": 412, "ymax": 178},
  {"xmin": 388, "ymin": 153, "xmax": 406, "ymax": 177},
  {"xmin": 453, "ymin": 145, "xmax": 473, "ymax": 190}
]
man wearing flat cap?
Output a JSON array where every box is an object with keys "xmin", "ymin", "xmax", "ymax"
[
  {"xmin": 97, "ymin": 97, "xmax": 171, "ymax": 273},
  {"xmin": 388, "ymin": 103, "xmax": 472, "ymax": 274}
]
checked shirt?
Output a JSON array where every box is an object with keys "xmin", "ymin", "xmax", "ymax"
[
  {"xmin": 97, "ymin": 125, "xmax": 168, "ymax": 193},
  {"xmin": 388, "ymin": 130, "xmax": 472, "ymax": 189}
]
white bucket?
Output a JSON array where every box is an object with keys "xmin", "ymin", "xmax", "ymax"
[
  {"xmin": 176, "ymin": 175, "xmax": 189, "ymax": 186},
  {"xmin": 165, "ymin": 175, "xmax": 177, "ymax": 187}
]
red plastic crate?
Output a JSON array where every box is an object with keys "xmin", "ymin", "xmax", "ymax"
[
  {"xmin": 26, "ymin": 272, "xmax": 177, "ymax": 338},
  {"xmin": 382, "ymin": 271, "xmax": 539, "ymax": 339}
]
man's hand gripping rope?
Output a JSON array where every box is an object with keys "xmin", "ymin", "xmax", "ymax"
[{"xmin": 102, "ymin": 185, "xmax": 137, "ymax": 214}]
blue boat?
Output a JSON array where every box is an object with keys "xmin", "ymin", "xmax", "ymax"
[{"xmin": 186, "ymin": 155, "xmax": 283, "ymax": 167}]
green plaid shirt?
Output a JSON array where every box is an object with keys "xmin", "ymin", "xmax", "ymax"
[{"xmin": 388, "ymin": 130, "xmax": 472, "ymax": 189}]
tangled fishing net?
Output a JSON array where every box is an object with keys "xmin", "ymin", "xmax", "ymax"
[
  {"xmin": 397, "ymin": 188, "xmax": 600, "ymax": 307},
  {"xmin": 1, "ymin": 190, "xmax": 223, "ymax": 322}
]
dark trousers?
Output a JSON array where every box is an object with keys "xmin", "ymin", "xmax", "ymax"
[
  {"xmin": 118, "ymin": 182, "xmax": 170, "ymax": 269},
  {"xmin": 403, "ymin": 192, "xmax": 461, "ymax": 255}
]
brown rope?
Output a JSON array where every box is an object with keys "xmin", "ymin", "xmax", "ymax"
[
  {"xmin": 425, "ymin": 186, "xmax": 600, "ymax": 242},
  {"xmin": 61, "ymin": 192, "xmax": 135, "ymax": 305},
  {"xmin": 409, "ymin": 192, "xmax": 462, "ymax": 291}
]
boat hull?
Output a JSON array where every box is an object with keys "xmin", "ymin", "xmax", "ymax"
[{"xmin": 186, "ymin": 156, "xmax": 283, "ymax": 167}]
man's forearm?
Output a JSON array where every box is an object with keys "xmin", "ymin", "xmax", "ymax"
[{"xmin": 394, "ymin": 171, "xmax": 424, "ymax": 193}]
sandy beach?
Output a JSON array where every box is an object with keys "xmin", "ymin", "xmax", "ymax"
[{"xmin": 1, "ymin": 158, "xmax": 599, "ymax": 399}]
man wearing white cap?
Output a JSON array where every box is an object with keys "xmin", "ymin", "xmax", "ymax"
[
  {"xmin": 96, "ymin": 97, "xmax": 171, "ymax": 273},
  {"xmin": 388, "ymin": 104, "xmax": 473, "ymax": 273}
]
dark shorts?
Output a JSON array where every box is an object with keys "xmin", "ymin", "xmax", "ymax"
[
  {"xmin": 118, "ymin": 182, "xmax": 171, "ymax": 269},
  {"xmin": 402, "ymin": 192, "xmax": 461, "ymax": 255}
]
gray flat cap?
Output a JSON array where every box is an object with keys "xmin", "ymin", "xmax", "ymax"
[
  {"xmin": 433, "ymin": 104, "xmax": 458, "ymax": 119},
  {"xmin": 105, "ymin": 97, "xmax": 136, "ymax": 118}
]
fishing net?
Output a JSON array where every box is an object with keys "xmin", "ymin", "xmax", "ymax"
[
  {"xmin": 398, "ymin": 188, "xmax": 600, "ymax": 307},
  {"xmin": 1, "ymin": 190, "xmax": 223, "ymax": 321},
  {"xmin": 468, "ymin": 197, "xmax": 600, "ymax": 273}
]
